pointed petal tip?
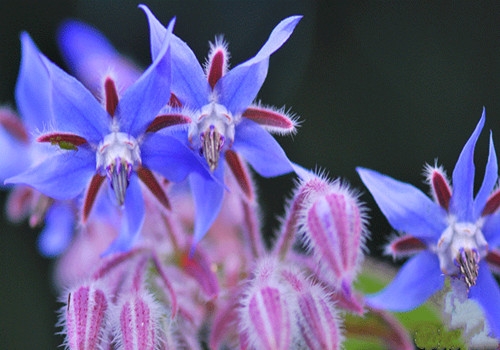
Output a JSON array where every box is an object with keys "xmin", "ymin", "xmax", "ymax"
[
  {"xmin": 479, "ymin": 108, "xmax": 486, "ymax": 127},
  {"xmin": 468, "ymin": 108, "xmax": 486, "ymax": 139},
  {"xmin": 216, "ymin": 14, "xmax": 302, "ymax": 113},
  {"xmin": 355, "ymin": 166, "xmax": 367, "ymax": 175},
  {"xmin": 137, "ymin": 3, "xmax": 151, "ymax": 13},
  {"xmin": 20, "ymin": 31, "xmax": 37, "ymax": 48},
  {"xmin": 287, "ymin": 15, "xmax": 303, "ymax": 24},
  {"xmin": 356, "ymin": 166, "xmax": 374, "ymax": 176},
  {"xmin": 450, "ymin": 109, "xmax": 488, "ymax": 220},
  {"xmin": 167, "ymin": 16, "xmax": 176, "ymax": 29},
  {"xmin": 471, "ymin": 109, "xmax": 486, "ymax": 135},
  {"xmin": 272, "ymin": 14, "xmax": 302, "ymax": 40},
  {"xmin": 139, "ymin": 4, "xmax": 175, "ymax": 31},
  {"xmin": 279, "ymin": 15, "xmax": 303, "ymax": 29},
  {"xmin": 356, "ymin": 166, "xmax": 379, "ymax": 184},
  {"xmin": 20, "ymin": 31, "xmax": 30, "ymax": 44},
  {"xmin": 19, "ymin": 31, "xmax": 42, "ymax": 63}
]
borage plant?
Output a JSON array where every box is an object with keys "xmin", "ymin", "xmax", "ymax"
[{"xmin": 1, "ymin": 4, "xmax": 499, "ymax": 350}]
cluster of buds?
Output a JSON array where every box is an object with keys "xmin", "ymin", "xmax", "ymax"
[
  {"xmin": 53, "ymin": 168, "xmax": 412, "ymax": 349},
  {"xmin": 0, "ymin": 97, "xmax": 414, "ymax": 347}
]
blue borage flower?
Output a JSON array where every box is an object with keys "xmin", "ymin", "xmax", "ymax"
[
  {"xmin": 357, "ymin": 109, "xmax": 500, "ymax": 339},
  {"xmin": 142, "ymin": 6, "xmax": 302, "ymax": 248},
  {"xmin": 0, "ymin": 107, "xmax": 74, "ymax": 258},
  {"xmin": 7, "ymin": 16, "xmax": 210, "ymax": 254},
  {"xmin": 0, "ymin": 36, "xmax": 79, "ymax": 257}
]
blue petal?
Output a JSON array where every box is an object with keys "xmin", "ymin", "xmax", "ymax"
[
  {"xmin": 141, "ymin": 133, "xmax": 209, "ymax": 182},
  {"xmin": 0, "ymin": 127, "xmax": 30, "ymax": 184},
  {"xmin": 37, "ymin": 202, "xmax": 74, "ymax": 257},
  {"xmin": 357, "ymin": 167, "xmax": 446, "ymax": 241},
  {"xmin": 118, "ymin": 18, "xmax": 175, "ymax": 135},
  {"xmin": 16, "ymin": 33, "xmax": 53, "ymax": 131},
  {"xmin": 139, "ymin": 4, "xmax": 167, "ymax": 62},
  {"xmin": 27, "ymin": 34, "xmax": 110, "ymax": 143},
  {"xmin": 216, "ymin": 16, "xmax": 302, "ymax": 115},
  {"xmin": 232, "ymin": 119, "xmax": 293, "ymax": 177},
  {"xmin": 190, "ymin": 168, "xmax": 225, "ymax": 252},
  {"xmin": 6, "ymin": 150, "xmax": 95, "ymax": 200},
  {"xmin": 102, "ymin": 175, "xmax": 145, "ymax": 254},
  {"xmin": 290, "ymin": 162, "xmax": 314, "ymax": 181},
  {"xmin": 140, "ymin": 5, "xmax": 209, "ymax": 109},
  {"xmin": 483, "ymin": 213, "xmax": 500, "ymax": 246},
  {"xmin": 473, "ymin": 131, "xmax": 498, "ymax": 219},
  {"xmin": 217, "ymin": 62, "xmax": 267, "ymax": 116},
  {"xmin": 469, "ymin": 261, "xmax": 500, "ymax": 339},
  {"xmin": 57, "ymin": 20, "xmax": 141, "ymax": 93},
  {"xmin": 450, "ymin": 111, "xmax": 485, "ymax": 221},
  {"xmin": 170, "ymin": 34, "xmax": 211, "ymax": 109},
  {"xmin": 366, "ymin": 251, "xmax": 444, "ymax": 311}
]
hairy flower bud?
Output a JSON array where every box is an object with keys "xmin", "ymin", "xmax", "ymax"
[
  {"xmin": 113, "ymin": 292, "xmax": 162, "ymax": 350},
  {"xmin": 63, "ymin": 283, "xmax": 109, "ymax": 350},
  {"xmin": 300, "ymin": 181, "xmax": 366, "ymax": 290},
  {"xmin": 239, "ymin": 258, "xmax": 294, "ymax": 350},
  {"xmin": 280, "ymin": 265, "xmax": 342, "ymax": 349},
  {"xmin": 296, "ymin": 284, "xmax": 342, "ymax": 350}
]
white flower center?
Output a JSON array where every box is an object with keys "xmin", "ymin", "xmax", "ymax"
[
  {"xmin": 435, "ymin": 220, "xmax": 488, "ymax": 288},
  {"xmin": 188, "ymin": 102, "xmax": 235, "ymax": 171},
  {"xmin": 96, "ymin": 132, "xmax": 141, "ymax": 205}
]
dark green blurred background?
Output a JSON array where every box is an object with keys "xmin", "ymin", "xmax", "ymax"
[{"xmin": 1, "ymin": 1, "xmax": 500, "ymax": 348}]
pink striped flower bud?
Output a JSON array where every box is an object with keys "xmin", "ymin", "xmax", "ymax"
[
  {"xmin": 300, "ymin": 180, "xmax": 367, "ymax": 290},
  {"xmin": 281, "ymin": 266, "xmax": 343, "ymax": 350},
  {"xmin": 296, "ymin": 284, "xmax": 342, "ymax": 350},
  {"xmin": 239, "ymin": 257, "xmax": 294, "ymax": 350},
  {"xmin": 113, "ymin": 292, "xmax": 162, "ymax": 350},
  {"xmin": 64, "ymin": 282, "xmax": 109, "ymax": 350}
]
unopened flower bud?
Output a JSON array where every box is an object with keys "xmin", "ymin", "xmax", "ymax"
[
  {"xmin": 114, "ymin": 292, "xmax": 161, "ymax": 350},
  {"xmin": 301, "ymin": 182, "xmax": 366, "ymax": 290},
  {"xmin": 280, "ymin": 265, "xmax": 342, "ymax": 349},
  {"xmin": 239, "ymin": 257, "xmax": 293, "ymax": 350},
  {"xmin": 64, "ymin": 283, "xmax": 109, "ymax": 350},
  {"xmin": 296, "ymin": 284, "xmax": 342, "ymax": 350}
]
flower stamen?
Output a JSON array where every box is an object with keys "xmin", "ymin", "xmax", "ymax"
[
  {"xmin": 455, "ymin": 248, "xmax": 479, "ymax": 289},
  {"xmin": 436, "ymin": 221, "xmax": 488, "ymax": 290},
  {"xmin": 108, "ymin": 159, "xmax": 132, "ymax": 205},
  {"xmin": 190, "ymin": 102, "xmax": 235, "ymax": 172},
  {"xmin": 96, "ymin": 132, "xmax": 141, "ymax": 205},
  {"xmin": 201, "ymin": 125, "xmax": 224, "ymax": 172}
]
